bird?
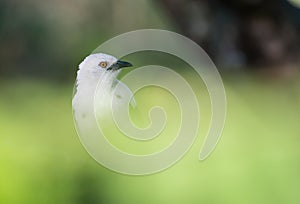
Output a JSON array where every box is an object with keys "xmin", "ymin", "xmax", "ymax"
[{"xmin": 72, "ymin": 53, "xmax": 136, "ymax": 123}]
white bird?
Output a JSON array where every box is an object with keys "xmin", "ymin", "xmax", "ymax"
[{"xmin": 72, "ymin": 53, "xmax": 136, "ymax": 123}]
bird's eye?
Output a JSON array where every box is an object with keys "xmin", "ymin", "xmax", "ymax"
[{"xmin": 99, "ymin": 61, "xmax": 108, "ymax": 68}]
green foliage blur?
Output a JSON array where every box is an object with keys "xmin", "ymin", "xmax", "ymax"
[
  {"xmin": 1, "ymin": 0, "xmax": 300, "ymax": 204},
  {"xmin": 1, "ymin": 76, "xmax": 300, "ymax": 204},
  {"xmin": 0, "ymin": 0, "xmax": 171, "ymax": 80}
]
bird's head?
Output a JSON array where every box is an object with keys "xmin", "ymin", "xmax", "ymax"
[{"xmin": 79, "ymin": 53, "xmax": 132, "ymax": 73}]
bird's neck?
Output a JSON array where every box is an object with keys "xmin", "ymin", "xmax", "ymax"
[
  {"xmin": 77, "ymin": 69, "xmax": 119, "ymax": 90},
  {"xmin": 73, "ymin": 69, "xmax": 120, "ymax": 109}
]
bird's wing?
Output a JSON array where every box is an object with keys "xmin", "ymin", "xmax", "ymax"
[{"xmin": 113, "ymin": 80, "xmax": 137, "ymax": 108}]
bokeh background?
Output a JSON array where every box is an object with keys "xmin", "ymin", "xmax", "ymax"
[{"xmin": 1, "ymin": 0, "xmax": 300, "ymax": 203}]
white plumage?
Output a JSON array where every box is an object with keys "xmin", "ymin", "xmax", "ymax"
[{"xmin": 72, "ymin": 53, "xmax": 135, "ymax": 123}]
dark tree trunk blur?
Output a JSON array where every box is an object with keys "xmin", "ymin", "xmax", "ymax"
[{"xmin": 158, "ymin": 0, "xmax": 300, "ymax": 70}]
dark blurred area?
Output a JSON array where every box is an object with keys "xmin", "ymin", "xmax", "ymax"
[
  {"xmin": 0, "ymin": 0, "xmax": 169, "ymax": 80},
  {"xmin": 1, "ymin": 0, "xmax": 300, "ymax": 81},
  {"xmin": 160, "ymin": 0, "xmax": 300, "ymax": 71}
]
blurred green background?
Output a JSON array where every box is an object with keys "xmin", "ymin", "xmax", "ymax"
[{"xmin": 1, "ymin": 0, "xmax": 300, "ymax": 203}]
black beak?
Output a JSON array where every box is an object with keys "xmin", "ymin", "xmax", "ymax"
[{"xmin": 107, "ymin": 60, "xmax": 133, "ymax": 71}]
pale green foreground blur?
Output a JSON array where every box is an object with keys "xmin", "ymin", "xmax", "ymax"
[
  {"xmin": 1, "ymin": 73, "xmax": 300, "ymax": 203},
  {"xmin": 1, "ymin": 0, "xmax": 300, "ymax": 203}
]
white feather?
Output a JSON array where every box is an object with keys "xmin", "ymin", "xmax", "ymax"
[{"xmin": 72, "ymin": 53, "xmax": 136, "ymax": 122}]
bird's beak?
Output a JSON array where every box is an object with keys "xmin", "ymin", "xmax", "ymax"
[{"xmin": 108, "ymin": 60, "xmax": 133, "ymax": 71}]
